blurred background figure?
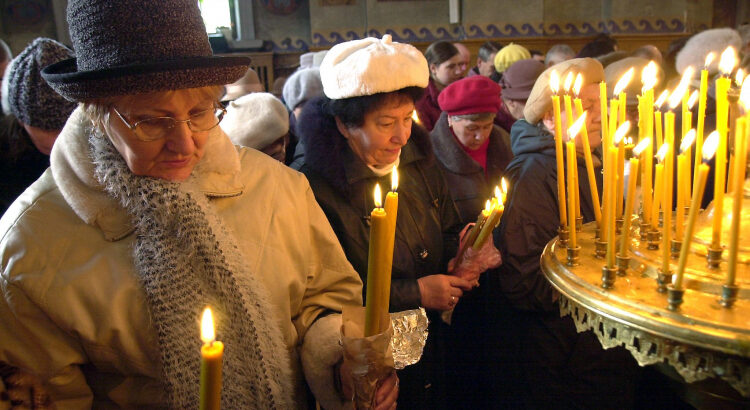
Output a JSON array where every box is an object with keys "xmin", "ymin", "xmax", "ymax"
[
  {"xmin": 467, "ymin": 40, "xmax": 503, "ymax": 81},
  {"xmin": 0, "ymin": 37, "xmax": 76, "ymax": 214},
  {"xmin": 604, "ymin": 57, "xmax": 664, "ymax": 124},
  {"xmin": 632, "ymin": 44, "xmax": 663, "ymax": 66},
  {"xmin": 576, "ymin": 32, "xmax": 618, "ymax": 58},
  {"xmin": 416, "ymin": 41, "xmax": 463, "ymax": 131},
  {"xmin": 545, "ymin": 44, "xmax": 576, "ymax": 67},
  {"xmin": 493, "ymin": 42, "xmax": 531, "ymax": 83},
  {"xmin": 453, "ymin": 42, "xmax": 471, "ymax": 77},
  {"xmin": 282, "ymin": 67, "xmax": 324, "ymax": 166},
  {"xmin": 500, "ymin": 58, "xmax": 546, "ymax": 123},
  {"xmin": 221, "ymin": 66, "xmax": 263, "ymax": 102},
  {"xmin": 0, "ymin": 39, "xmax": 11, "ymax": 106},
  {"xmin": 596, "ymin": 49, "xmax": 629, "ymax": 67},
  {"xmin": 530, "ymin": 49, "xmax": 545, "ymax": 63},
  {"xmin": 221, "ymin": 92, "xmax": 290, "ymax": 162},
  {"xmin": 271, "ymin": 75, "xmax": 286, "ymax": 100}
]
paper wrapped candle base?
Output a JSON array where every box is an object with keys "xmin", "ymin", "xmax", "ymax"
[{"xmin": 341, "ymin": 307, "xmax": 428, "ymax": 408}]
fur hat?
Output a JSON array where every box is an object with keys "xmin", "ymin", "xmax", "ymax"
[
  {"xmin": 220, "ymin": 92, "xmax": 289, "ymax": 150},
  {"xmin": 604, "ymin": 57, "xmax": 664, "ymax": 106},
  {"xmin": 676, "ymin": 28, "xmax": 742, "ymax": 78},
  {"xmin": 320, "ymin": 34, "xmax": 429, "ymax": 99},
  {"xmin": 523, "ymin": 57, "xmax": 604, "ymax": 124},
  {"xmin": 500, "ymin": 58, "xmax": 545, "ymax": 100},
  {"xmin": 41, "ymin": 0, "xmax": 250, "ymax": 102},
  {"xmin": 222, "ymin": 67, "xmax": 264, "ymax": 102},
  {"xmin": 1, "ymin": 38, "xmax": 77, "ymax": 130},
  {"xmin": 438, "ymin": 76, "xmax": 501, "ymax": 115},
  {"xmin": 493, "ymin": 43, "xmax": 531, "ymax": 74},
  {"xmin": 282, "ymin": 68, "xmax": 323, "ymax": 111}
]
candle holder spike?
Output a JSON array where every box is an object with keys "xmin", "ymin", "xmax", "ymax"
[
  {"xmin": 648, "ymin": 230, "xmax": 660, "ymax": 250},
  {"xmin": 558, "ymin": 226, "xmax": 569, "ymax": 247},
  {"xmin": 670, "ymin": 240, "xmax": 682, "ymax": 259},
  {"xmin": 601, "ymin": 266, "xmax": 617, "ymax": 289},
  {"xmin": 594, "ymin": 239, "xmax": 607, "ymax": 258},
  {"xmin": 576, "ymin": 216, "xmax": 583, "ymax": 232},
  {"xmin": 616, "ymin": 218, "xmax": 624, "ymax": 234},
  {"xmin": 719, "ymin": 284, "xmax": 739, "ymax": 308},
  {"xmin": 657, "ymin": 268, "xmax": 673, "ymax": 293},
  {"xmin": 639, "ymin": 222, "xmax": 651, "ymax": 242},
  {"xmin": 666, "ymin": 285, "xmax": 684, "ymax": 311},
  {"xmin": 707, "ymin": 247, "xmax": 723, "ymax": 269},
  {"xmin": 616, "ymin": 254, "xmax": 630, "ymax": 276},
  {"xmin": 566, "ymin": 246, "xmax": 581, "ymax": 266}
]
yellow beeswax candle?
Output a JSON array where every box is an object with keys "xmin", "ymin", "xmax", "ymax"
[
  {"xmin": 676, "ymin": 130, "xmax": 696, "ymax": 239},
  {"xmin": 564, "ymin": 71, "xmax": 575, "ymax": 131},
  {"xmin": 694, "ymin": 55, "xmax": 712, "ymax": 182},
  {"xmin": 712, "ymin": 48, "xmax": 736, "ymax": 251},
  {"xmin": 551, "ymin": 71, "xmax": 567, "ymax": 229},
  {"xmin": 640, "ymin": 65, "xmax": 657, "ymax": 226},
  {"xmin": 727, "ymin": 106, "xmax": 748, "ymax": 286},
  {"xmin": 605, "ymin": 142, "xmax": 618, "ymax": 269},
  {"xmin": 566, "ymin": 114, "xmax": 586, "ymax": 247},
  {"xmin": 473, "ymin": 185, "xmax": 506, "ymax": 250},
  {"xmin": 662, "ymin": 112, "xmax": 675, "ymax": 272},
  {"xmin": 652, "ymin": 144, "xmax": 668, "ymax": 229},
  {"xmin": 200, "ymin": 307, "xmax": 223, "ymax": 410},
  {"xmin": 381, "ymin": 169, "xmax": 399, "ymax": 310},
  {"xmin": 574, "ymin": 105, "xmax": 602, "ymax": 227},
  {"xmin": 674, "ymin": 132, "xmax": 719, "ymax": 289},
  {"xmin": 600, "ymin": 81, "xmax": 610, "ymax": 169},
  {"xmin": 365, "ymin": 184, "xmax": 389, "ymax": 336},
  {"xmin": 614, "ymin": 68, "xmax": 633, "ymax": 127},
  {"xmin": 616, "ymin": 135, "xmax": 625, "ymax": 218}
]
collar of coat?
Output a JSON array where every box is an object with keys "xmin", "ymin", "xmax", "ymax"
[
  {"xmin": 296, "ymin": 96, "xmax": 434, "ymax": 197},
  {"xmin": 431, "ymin": 111, "xmax": 508, "ymax": 175},
  {"xmin": 50, "ymin": 107, "xmax": 245, "ymax": 241}
]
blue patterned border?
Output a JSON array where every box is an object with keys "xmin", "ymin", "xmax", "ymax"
[
  {"xmin": 267, "ymin": 38, "xmax": 310, "ymax": 52},
  {"xmin": 312, "ymin": 18, "xmax": 690, "ymax": 47}
]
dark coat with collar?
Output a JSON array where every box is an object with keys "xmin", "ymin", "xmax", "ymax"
[
  {"xmin": 487, "ymin": 119, "xmax": 638, "ymax": 409},
  {"xmin": 293, "ymin": 97, "xmax": 463, "ymax": 409},
  {"xmin": 430, "ymin": 111, "xmax": 513, "ymax": 226}
]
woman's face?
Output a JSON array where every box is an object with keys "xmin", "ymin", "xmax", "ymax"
[
  {"xmin": 105, "ymin": 89, "xmax": 215, "ymax": 181},
  {"xmin": 430, "ymin": 53, "xmax": 465, "ymax": 88},
  {"xmin": 337, "ymin": 100, "xmax": 414, "ymax": 168},
  {"xmin": 448, "ymin": 115, "xmax": 495, "ymax": 150}
]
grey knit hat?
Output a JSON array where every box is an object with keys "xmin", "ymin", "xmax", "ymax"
[
  {"xmin": 282, "ymin": 68, "xmax": 323, "ymax": 111},
  {"xmin": 1, "ymin": 38, "xmax": 77, "ymax": 130},
  {"xmin": 41, "ymin": 0, "xmax": 250, "ymax": 102}
]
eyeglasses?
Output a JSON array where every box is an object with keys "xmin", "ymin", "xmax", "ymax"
[{"xmin": 112, "ymin": 104, "xmax": 226, "ymax": 142}]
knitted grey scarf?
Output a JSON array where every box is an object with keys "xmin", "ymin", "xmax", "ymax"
[{"xmin": 89, "ymin": 130, "xmax": 294, "ymax": 409}]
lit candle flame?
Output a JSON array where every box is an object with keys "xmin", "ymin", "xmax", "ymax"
[
  {"xmin": 613, "ymin": 67, "xmax": 634, "ymax": 96},
  {"xmin": 704, "ymin": 52, "xmax": 715, "ymax": 70},
  {"xmin": 719, "ymin": 46, "xmax": 736, "ymax": 76},
  {"xmin": 550, "ymin": 70, "xmax": 560, "ymax": 94},
  {"xmin": 573, "ymin": 73, "xmax": 583, "ymax": 96},
  {"xmin": 680, "ymin": 129, "xmax": 696, "ymax": 153},
  {"xmin": 374, "ymin": 184, "xmax": 382, "ymax": 208},
  {"xmin": 668, "ymin": 69, "xmax": 692, "ymax": 110},
  {"xmin": 494, "ymin": 185, "xmax": 502, "ymax": 201},
  {"xmin": 633, "ymin": 137, "xmax": 651, "ymax": 157},
  {"xmin": 484, "ymin": 199, "xmax": 491, "ymax": 213},
  {"xmin": 500, "ymin": 178, "xmax": 509, "ymax": 204},
  {"xmin": 702, "ymin": 131, "xmax": 719, "ymax": 161},
  {"xmin": 736, "ymin": 68, "xmax": 745, "ymax": 87},
  {"xmin": 563, "ymin": 71, "xmax": 574, "ymax": 94},
  {"xmin": 391, "ymin": 168, "xmax": 399, "ymax": 191},
  {"xmin": 655, "ymin": 89, "xmax": 669, "ymax": 109},
  {"xmin": 741, "ymin": 77, "xmax": 750, "ymax": 111},
  {"xmin": 613, "ymin": 120, "xmax": 631, "ymax": 145},
  {"xmin": 687, "ymin": 90, "xmax": 699, "ymax": 109},
  {"xmin": 411, "ymin": 110, "xmax": 421, "ymax": 125},
  {"xmin": 568, "ymin": 111, "xmax": 587, "ymax": 141},
  {"xmin": 656, "ymin": 143, "xmax": 669, "ymax": 162},
  {"xmin": 641, "ymin": 61, "xmax": 659, "ymax": 93},
  {"xmin": 201, "ymin": 307, "xmax": 215, "ymax": 344}
]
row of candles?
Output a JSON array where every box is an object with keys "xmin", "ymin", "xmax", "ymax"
[{"xmin": 552, "ymin": 46, "xmax": 749, "ymax": 309}]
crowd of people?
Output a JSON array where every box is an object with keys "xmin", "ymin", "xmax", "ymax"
[{"xmin": 1, "ymin": 0, "xmax": 749, "ymax": 407}]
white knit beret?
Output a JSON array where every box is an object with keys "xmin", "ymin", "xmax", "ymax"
[
  {"xmin": 676, "ymin": 28, "xmax": 742, "ymax": 78},
  {"xmin": 320, "ymin": 34, "xmax": 429, "ymax": 99},
  {"xmin": 220, "ymin": 92, "xmax": 289, "ymax": 150}
]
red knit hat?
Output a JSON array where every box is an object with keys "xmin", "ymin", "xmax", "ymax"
[{"xmin": 438, "ymin": 75, "xmax": 501, "ymax": 116}]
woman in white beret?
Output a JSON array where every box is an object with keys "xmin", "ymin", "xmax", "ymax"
[
  {"xmin": 0, "ymin": 0, "xmax": 400, "ymax": 409},
  {"xmin": 293, "ymin": 35, "xmax": 486, "ymax": 410}
]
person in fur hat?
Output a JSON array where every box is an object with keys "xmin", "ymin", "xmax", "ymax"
[
  {"xmin": 294, "ymin": 35, "xmax": 500, "ymax": 410},
  {"xmin": 0, "ymin": 1, "xmax": 395, "ymax": 409}
]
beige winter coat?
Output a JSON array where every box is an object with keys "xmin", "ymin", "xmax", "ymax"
[{"xmin": 0, "ymin": 108, "xmax": 362, "ymax": 409}]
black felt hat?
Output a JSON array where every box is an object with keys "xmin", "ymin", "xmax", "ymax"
[{"xmin": 41, "ymin": 0, "xmax": 250, "ymax": 102}]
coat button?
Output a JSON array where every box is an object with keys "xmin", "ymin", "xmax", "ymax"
[{"xmin": 419, "ymin": 249, "xmax": 429, "ymax": 260}]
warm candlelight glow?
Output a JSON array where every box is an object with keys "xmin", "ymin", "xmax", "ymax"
[
  {"xmin": 500, "ymin": 177, "xmax": 508, "ymax": 203},
  {"xmin": 641, "ymin": 61, "xmax": 659, "ymax": 93},
  {"xmin": 705, "ymin": 52, "xmax": 716, "ymax": 69},
  {"xmin": 391, "ymin": 168, "xmax": 399, "ymax": 191},
  {"xmin": 573, "ymin": 73, "xmax": 583, "ymax": 96},
  {"xmin": 201, "ymin": 307, "xmax": 215, "ymax": 344},
  {"xmin": 680, "ymin": 129, "xmax": 696, "ymax": 153},
  {"xmin": 564, "ymin": 71, "xmax": 574, "ymax": 93},
  {"xmin": 656, "ymin": 143, "xmax": 669, "ymax": 162},
  {"xmin": 735, "ymin": 68, "xmax": 745, "ymax": 87},
  {"xmin": 703, "ymin": 131, "xmax": 719, "ymax": 160},
  {"xmin": 374, "ymin": 184, "xmax": 382, "ymax": 208},
  {"xmin": 550, "ymin": 70, "xmax": 560, "ymax": 94},
  {"xmin": 633, "ymin": 137, "xmax": 651, "ymax": 157},
  {"xmin": 411, "ymin": 110, "xmax": 421, "ymax": 124},
  {"xmin": 568, "ymin": 111, "xmax": 587, "ymax": 140},
  {"xmin": 613, "ymin": 120, "xmax": 631, "ymax": 144},
  {"xmin": 494, "ymin": 185, "xmax": 502, "ymax": 201},
  {"xmin": 688, "ymin": 90, "xmax": 699, "ymax": 109},
  {"xmin": 719, "ymin": 46, "xmax": 737, "ymax": 76},
  {"xmin": 614, "ymin": 67, "xmax": 634, "ymax": 96},
  {"xmin": 655, "ymin": 89, "xmax": 669, "ymax": 109},
  {"xmin": 668, "ymin": 68, "xmax": 694, "ymax": 109},
  {"xmin": 741, "ymin": 79, "xmax": 750, "ymax": 111}
]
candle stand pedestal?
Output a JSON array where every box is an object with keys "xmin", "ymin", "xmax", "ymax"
[
  {"xmin": 648, "ymin": 230, "xmax": 660, "ymax": 250},
  {"xmin": 639, "ymin": 222, "xmax": 651, "ymax": 241},
  {"xmin": 670, "ymin": 240, "xmax": 682, "ymax": 259},
  {"xmin": 594, "ymin": 239, "xmax": 607, "ymax": 258},
  {"xmin": 566, "ymin": 246, "xmax": 580, "ymax": 266},
  {"xmin": 616, "ymin": 254, "xmax": 630, "ymax": 276},
  {"xmin": 707, "ymin": 248, "xmax": 723, "ymax": 269},
  {"xmin": 657, "ymin": 269, "xmax": 673, "ymax": 293},
  {"xmin": 666, "ymin": 285, "xmax": 684, "ymax": 311}
]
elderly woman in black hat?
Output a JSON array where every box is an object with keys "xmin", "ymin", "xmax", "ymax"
[{"xmin": 0, "ymin": 1, "xmax": 399, "ymax": 409}]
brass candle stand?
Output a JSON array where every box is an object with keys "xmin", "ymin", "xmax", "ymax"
[{"xmin": 541, "ymin": 208, "xmax": 750, "ymax": 399}]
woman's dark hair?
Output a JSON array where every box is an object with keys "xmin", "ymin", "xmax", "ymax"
[
  {"xmin": 424, "ymin": 41, "xmax": 459, "ymax": 67},
  {"xmin": 576, "ymin": 33, "xmax": 618, "ymax": 58},
  {"xmin": 326, "ymin": 86, "xmax": 424, "ymax": 128}
]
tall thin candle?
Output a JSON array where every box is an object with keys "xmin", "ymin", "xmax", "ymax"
[
  {"xmin": 620, "ymin": 139, "xmax": 650, "ymax": 257},
  {"xmin": 727, "ymin": 85, "xmax": 749, "ymax": 286},
  {"xmin": 694, "ymin": 53, "xmax": 714, "ymax": 190},
  {"xmin": 712, "ymin": 47, "xmax": 736, "ymax": 252},
  {"xmin": 676, "ymin": 130, "xmax": 696, "ymax": 239},
  {"xmin": 574, "ymin": 104, "xmax": 601, "ymax": 226},
  {"xmin": 652, "ymin": 144, "xmax": 668, "ymax": 230},
  {"xmin": 365, "ymin": 184, "xmax": 389, "ymax": 336},
  {"xmin": 607, "ymin": 124, "xmax": 628, "ymax": 268},
  {"xmin": 551, "ymin": 71, "xmax": 568, "ymax": 229},
  {"xmin": 567, "ymin": 114, "xmax": 586, "ymax": 248},
  {"xmin": 641, "ymin": 61, "xmax": 658, "ymax": 227},
  {"xmin": 381, "ymin": 169, "xmax": 399, "ymax": 311},
  {"xmin": 662, "ymin": 113, "xmax": 674, "ymax": 270},
  {"xmin": 600, "ymin": 81, "xmax": 610, "ymax": 170},
  {"xmin": 200, "ymin": 307, "xmax": 223, "ymax": 410}
]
